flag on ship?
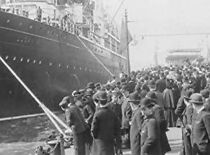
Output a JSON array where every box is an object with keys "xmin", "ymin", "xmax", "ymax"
[{"xmin": 118, "ymin": 19, "xmax": 133, "ymax": 57}]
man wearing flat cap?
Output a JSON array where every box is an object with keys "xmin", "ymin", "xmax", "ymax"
[
  {"xmin": 190, "ymin": 93, "xmax": 210, "ymax": 155},
  {"xmin": 91, "ymin": 91, "xmax": 121, "ymax": 155}
]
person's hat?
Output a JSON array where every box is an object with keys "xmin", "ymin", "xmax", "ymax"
[
  {"xmin": 86, "ymin": 82, "xmax": 95, "ymax": 89},
  {"xmin": 189, "ymin": 93, "xmax": 203, "ymax": 105},
  {"xmin": 59, "ymin": 96, "xmax": 70, "ymax": 107},
  {"xmin": 146, "ymin": 91, "xmax": 157, "ymax": 101},
  {"xmin": 206, "ymin": 72, "xmax": 210, "ymax": 78},
  {"xmin": 112, "ymin": 90, "xmax": 123, "ymax": 97},
  {"xmin": 97, "ymin": 91, "xmax": 108, "ymax": 101},
  {"xmin": 72, "ymin": 90, "xmax": 80, "ymax": 97},
  {"xmin": 79, "ymin": 89, "xmax": 85, "ymax": 94},
  {"xmin": 105, "ymin": 84, "xmax": 112, "ymax": 89},
  {"xmin": 84, "ymin": 89, "xmax": 93, "ymax": 97},
  {"xmin": 128, "ymin": 91, "xmax": 141, "ymax": 102},
  {"xmin": 200, "ymin": 89, "xmax": 210, "ymax": 99},
  {"xmin": 148, "ymin": 80, "xmax": 156, "ymax": 88},
  {"xmin": 141, "ymin": 98, "xmax": 155, "ymax": 109},
  {"xmin": 182, "ymin": 84, "xmax": 192, "ymax": 91},
  {"xmin": 183, "ymin": 89, "xmax": 193, "ymax": 101},
  {"xmin": 95, "ymin": 82, "xmax": 101, "ymax": 88}
]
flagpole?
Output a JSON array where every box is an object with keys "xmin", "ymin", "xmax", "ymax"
[{"xmin": 125, "ymin": 9, "xmax": 131, "ymax": 75}]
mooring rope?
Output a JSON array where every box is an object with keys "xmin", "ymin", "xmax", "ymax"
[{"xmin": 0, "ymin": 56, "xmax": 71, "ymax": 136}]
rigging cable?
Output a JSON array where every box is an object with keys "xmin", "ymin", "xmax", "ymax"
[{"xmin": 111, "ymin": 0, "xmax": 127, "ymax": 23}]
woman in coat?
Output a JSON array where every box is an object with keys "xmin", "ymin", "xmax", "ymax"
[
  {"xmin": 140, "ymin": 98, "xmax": 162, "ymax": 155},
  {"xmin": 163, "ymin": 79, "xmax": 176, "ymax": 127}
]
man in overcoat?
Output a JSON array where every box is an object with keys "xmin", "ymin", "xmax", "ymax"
[
  {"xmin": 190, "ymin": 93, "xmax": 210, "ymax": 155},
  {"xmin": 140, "ymin": 98, "xmax": 162, "ymax": 155},
  {"xmin": 163, "ymin": 79, "xmax": 176, "ymax": 127},
  {"xmin": 91, "ymin": 91, "xmax": 121, "ymax": 155},
  {"xmin": 146, "ymin": 91, "xmax": 171, "ymax": 155},
  {"xmin": 175, "ymin": 87, "xmax": 194, "ymax": 155},
  {"xmin": 129, "ymin": 91, "xmax": 142, "ymax": 155},
  {"xmin": 61, "ymin": 96, "xmax": 91, "ymax": 155}
]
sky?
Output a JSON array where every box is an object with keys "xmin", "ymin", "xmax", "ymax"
[{"xmin": 102, "ymin": 0, "xmax": 210, "ymax": 70}]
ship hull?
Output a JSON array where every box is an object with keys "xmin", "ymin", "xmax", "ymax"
[{"xmin": 0, "ymin": 11, "xmax": 127, "ymax": 117}]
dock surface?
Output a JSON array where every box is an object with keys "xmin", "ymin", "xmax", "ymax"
[{"xmin": 0, "ymin": 114, "xmax": 182, "ymax": 155}]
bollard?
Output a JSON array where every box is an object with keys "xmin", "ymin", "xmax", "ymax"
[{"xmin": 47, "ymin": 135, "xmax": 65, "ymax": 155}]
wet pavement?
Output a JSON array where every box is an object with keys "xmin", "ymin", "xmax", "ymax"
[{"xmin": 0, "ymin": 114, "xmax": 182, "ymax": 155}]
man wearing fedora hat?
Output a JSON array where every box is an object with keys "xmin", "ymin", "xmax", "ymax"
[
  {"xmin": 140, "ymin": 98, "xmax": 162, "ymax": 155},
  {"xmin": 146, "ymin": 91, "xmax": 171, "ymax": 155},
  {"xmin": 128, "ymin": 91, "xmax": 142, "ymax": 155},
  {"xmin": 190, "ymin": 93, "xmax": 210, "ymax": 155},
  {"xmin": 91, "ymin": 91, "xmax": 121, "ymax": 155}
]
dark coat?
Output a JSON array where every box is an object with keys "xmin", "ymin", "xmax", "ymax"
[
  {"xmin": 130, "ymin": 107, "xmax": 143, "ymax": 155},
  {"xmin": 141, "ymin": 117, "xmax": 162, "ymax": 155},
  {"xmin": 83, "ymin": 103, "xmax": 95, "ymax": 126},
  {"xmin": 65, "ymin": 104, "xmax": 88, "ymax": 134},
  {"xmin": 175, "ymin": 97, "xmax": 194, "ymax": 155},
  {"xmin": 153, "ymin": 104, "xmax": 171, "ymax": 154},
  {"xmin": 163, "ymin": 88, "xmax": 176, "ymax": 127},
  {"xmin": 175, "ymin": 97, "xmax": 194, "ymax": 125},
  {"xmin": 108, "ymin": 101, "xmax": 122, "ymax": 123},
  {"xmin": 154, "ymin": 91, "xmax": 166, "ymax": 110},
  {"xmin": 121, "ymin": 97, "xmax": 132, "ymax": 129},
  {"xmin": 65, "ymin": 104, "xmax": 90, "ymax": 155},
  {"xmin": 91, "ymin": 106, "xmax": 121, "ymax": 155},
  {"xmin": 192, "ymin": 109, "xmax": 210, "ymax": 154},
  {"xmin": 191, "ymin": 77, "xmax": 201, "ymax": 93},
  {"xmin": 156, "ymin": 79, "xmax": 166, "ymax": 93}
]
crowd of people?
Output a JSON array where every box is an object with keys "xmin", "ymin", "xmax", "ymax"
[{"xmin": 59, "ymin": 62, "xmax": 210, "ymax": 155}]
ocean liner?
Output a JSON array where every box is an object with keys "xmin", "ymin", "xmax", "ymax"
[{"xmin": 0, "ymin": 0, "xmax": 128, "ymax": 117}]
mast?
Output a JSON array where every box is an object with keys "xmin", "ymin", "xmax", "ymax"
[{"xmin": 125, "ymin": 9, "xmax": 130, "ymax": 75}]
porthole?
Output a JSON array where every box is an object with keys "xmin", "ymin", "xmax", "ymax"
[
  {"xmin": 27, "ymin": 59, "xmax": 30, "ymax": 63},
  {"xmin": 13, "ymin": 57, "xmax": 16, "ymax": 61},
  {"xmin": 5, "ymin": 56, "xmax": 9, "ymax": 60},
  {"xmin": 39, "ymin": 61, "xmax": 42, "ymax": 64},
  {"xmin": 6, "ymin": 19, "xmax": 10, "ymax": 23},
  {"xmin": 20, "ymin": 58, "xmax": 23, "ymax": 62},
  {"xmin": 33, "ymin": 60, "xmax": 36, "ymax": 63}
]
